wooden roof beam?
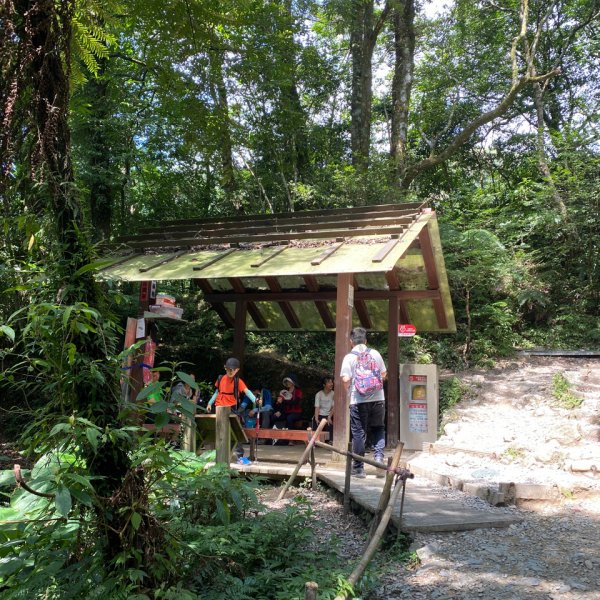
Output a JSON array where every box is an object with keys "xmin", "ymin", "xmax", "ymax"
[
  {"xmin": 418, "ymin": 224, "xmax": 448, "ymax": 329},
  {"xmin": 227, "ymin": 277, "xmax": 268, "ymax": 329},
  {"xmin": 303, "ymin": 275, "xmax": 336, "ymax": 329},
  {"xmin": 265, "ymin": 277, "xmax": 301, "ymax": 329},
  {"xmin": 193, "ymin": 279, "xmax": 234, "ymax": 328},
  {"xmin": 204, "ymin": 288, "xmax": 442, "ymax": 303},
  {"xmin": 353, "ymin": 277, "xmax": 373, "ymax": 329},
  {"xmin": 385, "ymin": 268, "xmax": 410, "ymax": 323}
]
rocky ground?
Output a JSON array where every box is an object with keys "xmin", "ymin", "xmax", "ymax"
[{"xmin": 263, "ymin": 356, "xmax": 600, "ymax": 599}]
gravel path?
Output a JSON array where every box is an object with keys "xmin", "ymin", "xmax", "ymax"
[{"xmin": 262, "ymin": 357, "xmax": 600, "ymax": 599}]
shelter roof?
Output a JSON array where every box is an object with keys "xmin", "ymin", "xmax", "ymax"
[{"xmin": 100, "ymin": 202, "xmax": 455, "ymax": 333}]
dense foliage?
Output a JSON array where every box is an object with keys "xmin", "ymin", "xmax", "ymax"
[{"xmin": 0, "ymin": 0, "xmax": 598, "ymax": 597}]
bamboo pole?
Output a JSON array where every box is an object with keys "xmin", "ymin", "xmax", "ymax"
[
  {"xmin": 367, "ymin": 443, "xmax": 404, "ymax": 541},
  {"xmin": 333, "ymin": 475, "xmax": 407, "ymax": 600},
  {"xmin": 277, "ymin": 419, "xmax": 328, "ymax": 501}
]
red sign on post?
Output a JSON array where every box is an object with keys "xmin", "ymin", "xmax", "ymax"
[{"xmin": 398, "ymin": 324, "xmax": 417, "ymax": 337}]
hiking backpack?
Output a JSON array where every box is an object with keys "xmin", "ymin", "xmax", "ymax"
[
  {"xmin": 351, "ymin": 348, "xmax": 383, "ymax": 396},
  {"xmin": 217, "ymin": 374, "xmax": 239, "ymax": 408}
]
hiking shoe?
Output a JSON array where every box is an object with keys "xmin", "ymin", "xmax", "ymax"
[
  {"xmin": 237, "ymin": 456, "xmax": 251, "ymax": 465},
  {"xmin": 351, "ymin": 469, "xmax": 366, "ymax": 479}
]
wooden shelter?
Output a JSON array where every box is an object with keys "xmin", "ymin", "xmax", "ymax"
[{"xmin": 101, "ymin": 202, "xmax": 455, "ymax": 457}]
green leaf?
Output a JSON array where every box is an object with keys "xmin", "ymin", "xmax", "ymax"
[
  {"xmin": 86, "ymin": 428, "xmax": 100, "ymax": 452},
  {"xmin": 73, "ymin": 258, "xmax": 119, "ymax": 277},
  {"xmin": 136, "ymin": 381, "xmax": 162, "ymax": 402},
  {"xmin": 49, "ymin": 423, "xmax": 71, "ymax": 436},
  {"xmin": 148, "ymin": 399, "xmax": 168, "ymax": 413},
  {"xmin": 70, "ymin": 488, "xmax": 93, "ymax": 507},
  {"xmin": 131, "ymin": 511, "xmax": 142, "ymax": 531},
  {"xmin": 0, "ymin": 326, "xmax": 15, "ymax": 342},
  {"xmin": 55, "ymin": 486, "xmax": 71, "ymax": 517},
  {"xmin": 0, "ymin": 556, "xmax": 24, "ymax": 577},
  {"xmin": 175, "ymin": 371, "xmax": 199, "ymax": 390}
]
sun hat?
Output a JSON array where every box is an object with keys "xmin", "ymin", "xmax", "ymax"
[{"xmin": 283, "ymin": 374, "xmax": 299, "ymax": 387}]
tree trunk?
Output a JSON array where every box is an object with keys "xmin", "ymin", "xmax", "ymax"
[
  {"xmin": 209, "ymin": 49, "xmax": 236, "ymax": 200},
  {"xmin": 533, "ymin": 81, "xmax": 567, "ymax": 220},
  {"xmin": 83, "ymin": 58, "xmax": 114, "ymax": 242},
  {"xmin": 390, "ymin": 0, "xmax": 415, "ymax": 185},
  {"xmin": 350, "ymin": 0, "xmax": 376, "ymax": 172}
]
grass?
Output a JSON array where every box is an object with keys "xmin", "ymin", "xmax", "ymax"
[{"xmin": 552, "ymin": 373, "xmax": 583, "ymax": 409}]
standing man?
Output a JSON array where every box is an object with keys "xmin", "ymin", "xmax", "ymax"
[{"xmin": 340, "ymin": 327, "xmax": 387, "ymax": 478}]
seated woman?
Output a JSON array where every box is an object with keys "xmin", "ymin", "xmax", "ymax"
[{"xmin": 282, "ymin": 375, "xmax": 303, "ymax": 430}]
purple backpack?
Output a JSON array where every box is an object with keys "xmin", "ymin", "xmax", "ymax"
[{"xmin": 351, "ymin": 349, "xmax": 383, "ymax": 395}]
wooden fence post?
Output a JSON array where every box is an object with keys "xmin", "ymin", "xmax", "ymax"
[{"xmin": 216, "ymin": 406, "xmax": 231, "ymax": 464}]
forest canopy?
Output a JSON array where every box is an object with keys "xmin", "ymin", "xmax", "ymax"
[{"xmin": 0, "ymin": 1, "xmax": 598, "ymax": 598}]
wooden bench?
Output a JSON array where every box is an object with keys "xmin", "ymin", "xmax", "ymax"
[{"xmin": 243, "ymin": 428, "xmax": 329, "ymax": 461}]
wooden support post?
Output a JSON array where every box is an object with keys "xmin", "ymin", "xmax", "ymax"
[
  {"xmin": 304, "ymin": 582, "xmax": 319, "ymax": 600},
  {"xmin": 182, "ymin": 413, "xmax": 196, "ymax": 454},
  {"xmin": 233, "ymin": 300, "xmax": 247, "ymax": 369},
  {"xmin": 332, "ymin": 273, "xmax": 353, "ymax": 463},
  {"xmin": 215, "ymin": 406, "xmax": 231, "ymax": 464},
  {"xmin": 387, "ymin": 295, "xmax": 400, "ymax": 446}
]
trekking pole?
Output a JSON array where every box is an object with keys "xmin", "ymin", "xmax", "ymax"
[{"xmin": 254, "ymin": 395, "xmax": 261, "ymax": 463}]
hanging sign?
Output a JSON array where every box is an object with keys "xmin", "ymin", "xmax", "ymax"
[{"xmin": 398, "ymin": 324, "xmax": 417, "ymax": 337}]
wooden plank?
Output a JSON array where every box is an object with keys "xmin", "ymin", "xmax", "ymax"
[
  {"xmin": 139, "ymin": 250, "xmax": 189, "ymax": 273},
  {"xmin": 372, "ymin": 238, "xmax": 400, "ymax": 263},
  {"xmin": 250, "ymin": 245, "xmax": 288, "ymax": 267},
  {"xmin": 130, "ymin": 214, "xmax": 414, "ymax": 239},
  {"xmin": 311, "ymin": 241, "xmax": 344, "ymax": 265},
  {"xmin": 119, "ymin": 224, "xmax": 410, "ymax": 250},
  {"xmin": 99, "ymin": 252, "xmax": 142, "ymax": 271},
  {"xmin": 244, "ymin": 429, "xmax": 329, "ymax": 441},
  {"xmin": 303, "ymin": 275, "xmax": 336, "ymax": 329},
  {"xmin": 136, "ymin": 202, "xmax": 427, "ymax": 232},
  {"xmin": 192, "ymin": 248, "xmax": 237, "ymax": 271}
]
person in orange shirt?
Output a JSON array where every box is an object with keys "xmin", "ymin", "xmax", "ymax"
[
  {"xmin": 206, "ymin": 357, "xmax": 259, "ymax": 410},
  {"xmin": 206, "ymin": 357, "xmax": 260, "ymax": 464}
]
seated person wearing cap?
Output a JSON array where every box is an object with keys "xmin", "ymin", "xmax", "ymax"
[{"xmin": 282, "ymin": 375, "xmax": 303, "ymax": 430}]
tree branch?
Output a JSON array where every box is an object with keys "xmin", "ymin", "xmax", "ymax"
[
  {"xmin": 401, "ymin": 68, "xmax": 560, "ymax": 189},
  {"xmin": 13, "ymin": 464, "xmax": 54, "ymax": 498}
]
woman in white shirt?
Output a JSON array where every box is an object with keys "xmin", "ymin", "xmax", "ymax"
[{"xmin": 314, "ymin": 376, "xmax": 334, "ymax": 443}]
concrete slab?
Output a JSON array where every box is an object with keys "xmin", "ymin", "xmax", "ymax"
[{"xmin": 226, "ymin": 443, "xmax": 522, "ymax": 533}]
